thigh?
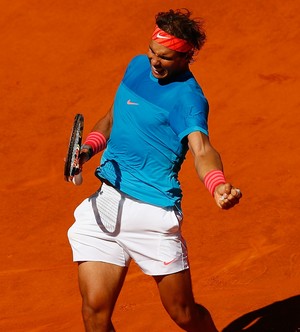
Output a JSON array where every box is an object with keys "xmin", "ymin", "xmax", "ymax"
[
  {"xmin": 120, "ymin": 198, "xmax": 189, "ymax": 275},
  {"xmin": 78, "ymin": 261, "xmax": 128, "ymax": 314},
  {"xmin": 154, "ymin": 269, "xmax": 195, "ymax": 310},
  {"xmin": 68, "ymin": 187, "xmax": 131, "ymax": 267}
]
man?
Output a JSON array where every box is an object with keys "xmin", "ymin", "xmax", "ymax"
[{"xmin": 67, "ymin": 9, "xmax": 242, "ymax": 332}]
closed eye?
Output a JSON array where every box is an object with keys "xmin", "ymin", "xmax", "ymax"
[{"xmin": 148, "ymin": 46, "xmax": 173, "ymax": 61}]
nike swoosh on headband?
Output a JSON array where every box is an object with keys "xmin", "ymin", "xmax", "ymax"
[
  {"xmin": 152, "ymin": 26, "xmax": 193, "ymax": 53},
  {"xmin": 156, "ymin": 32, "xmax": 170, "ymax": 39}
]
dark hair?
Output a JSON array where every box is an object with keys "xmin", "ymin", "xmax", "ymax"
[{"xmin": 155, "ymin": 8, "xmax": 206, "ymax": 58}]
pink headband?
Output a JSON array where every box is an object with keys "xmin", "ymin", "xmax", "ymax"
[{"xmin": 152, "ymin": 25, "xmax": 193, "ymax": 53}]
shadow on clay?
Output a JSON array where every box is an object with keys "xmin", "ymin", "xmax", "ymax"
[{"xmin": 222, "ymin": 295, "xmax": 300, "ymax": 332}]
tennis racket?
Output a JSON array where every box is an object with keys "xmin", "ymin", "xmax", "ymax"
[{"xmin": 64, "ymin": 114, "xmax": 84, "ymax": 185}]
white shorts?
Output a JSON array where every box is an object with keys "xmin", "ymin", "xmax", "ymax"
[{"xmin": 68, "ymin": 183, "xmax": 189, "ymax": 276}]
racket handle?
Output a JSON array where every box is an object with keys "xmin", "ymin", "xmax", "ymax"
[{"xmin": 73, "ymin": 172, "xmax": 83, "ymax": 186}]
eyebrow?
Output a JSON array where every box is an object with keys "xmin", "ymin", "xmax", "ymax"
[{"xmin": 149, "ymin": 45, "xmax": 174, "ymax": 60}]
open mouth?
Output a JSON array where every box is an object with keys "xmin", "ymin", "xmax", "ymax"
[{"xmin": 152, "ymin": 66, "xmax": 165, "ymax": 76}]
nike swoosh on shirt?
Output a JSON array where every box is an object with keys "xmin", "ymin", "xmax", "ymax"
[
  {"xmin": 127, "ymin": 99, "xmax": 139, "ymax": 105},
  {"xmin": 163, "ymin": 258, "xmax": 177, "ymax": 266},
  {"xmin": 156, "ymin": 32, "xmax": 170, "ymax": 39}
]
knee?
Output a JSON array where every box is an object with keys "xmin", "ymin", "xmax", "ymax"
[
  {"xmin": 81, "ymin": 296, "xmax": 110, "ymax": 325},
  {"xmin": 167, "ymin": 303, "xmax": 213, "ymax": 330},
  {"xmin": 81, "ymin": 297, "xmax": 99, "ymax": 322},
  {"xmin": 81, "ymin": 294, "xmax": 105, "ymax": 316},
  {"xmin": 167, "ymin": 304, "xmax": 195, "ymax": 328}
]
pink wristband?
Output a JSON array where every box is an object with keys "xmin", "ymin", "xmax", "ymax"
[
  {"xmin": 204, "ymin": 170, "xmax": 226, "ymax": 196},
  {"xmin": 83, "ymin": 131, "xmax": 107, "ymax": 155}
]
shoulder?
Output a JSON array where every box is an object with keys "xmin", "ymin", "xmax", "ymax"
[
  {"xmin": 180, "ymin": 72, "xmax": 207, "ymax": 101},
  {"xmin": 170, "ymin": 72, "xmax": 209, "ymax": 111},
  {"xmin": 168, "ymin": 73, "xmax": 209, "ymax": 138},
  {"xmin": 122, "ymin": 54, "xmax": 150, "ymax": 87},
  {"xmin": 126, "ymin": 54, "xmax": 149, "ymax": 70}
]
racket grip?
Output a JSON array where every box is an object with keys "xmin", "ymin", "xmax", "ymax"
[{"xmin": 73, "ymin": 172, "xmax": 83, "ymax": 186}]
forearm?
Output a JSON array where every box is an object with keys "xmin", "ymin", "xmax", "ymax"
[
  {"xmin": 194, "ymin": 147, "xmax": 223, "ymax": 182},
  {"xmin": 188, "ymin": 131, "xmax": 223, "ymax": 181},
  {"xmin": 188, "ymin": 130, "xmax": 241, "ymax": 208},
  {"xmin": 80, "ymin": 106, "xmax": 113, "ymax": 163},
  {"xmin": 188, "ymin": 131, "xmax": 227, "ymax": 197},
  {"xmin": 91, "ymin": 106, "xmax": 113, "ymax": 139}
]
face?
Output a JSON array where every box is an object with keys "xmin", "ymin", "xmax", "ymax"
[{"xmin": 147, "ymin": 40, "xmax": 189, "ymax": 80}]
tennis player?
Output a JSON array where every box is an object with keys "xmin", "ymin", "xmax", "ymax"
[{"xmin": 68, "ymin": 9, "xmax": 242, "ymax": 332}]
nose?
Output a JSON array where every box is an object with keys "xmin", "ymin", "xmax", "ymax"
[{"xmin": 150, "ymin": 54, "xmax": 161, "ymax": 66}]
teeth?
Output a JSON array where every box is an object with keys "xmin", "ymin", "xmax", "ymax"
[{"xmin": 152, "ymin": 66, "xmax": 160, "ymax": 74}]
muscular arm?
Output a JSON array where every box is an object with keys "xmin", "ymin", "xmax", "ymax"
[
  {"xmin": 79, "ymin": 105, "xmax": 114, "ymax": 165},
  {"xmin": 91, "ymin": 105, "xmax": 114, "ymax": 140},
  {"xmin": 188, "ymin": 131, "xmax": 223, "ymax": 181},
  {"xmin": 188, "ymin": 131, "xmax": 241, "ymax": 209},
  {"xmin": 70, "ymin": 106, "xmax": 114, "ymax": 185}
]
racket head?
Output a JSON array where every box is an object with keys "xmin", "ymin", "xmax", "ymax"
[{"xmin": 64, "ymin": 114, "xmax": 84, "ymax": 182}]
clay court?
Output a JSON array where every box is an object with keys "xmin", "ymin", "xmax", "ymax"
[{"xmin": 1, "ymin": 0, "xmax": 299, "ymax": 331}]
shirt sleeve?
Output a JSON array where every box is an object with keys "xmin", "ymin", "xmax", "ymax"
[{"xmin": 169, "ymin": 95, "xmax": 209, "ymax": 141}]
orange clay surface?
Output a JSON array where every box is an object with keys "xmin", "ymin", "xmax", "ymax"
[{"xmin": 1, "ymin": 1, "xmax": 299, "ymax": 331}]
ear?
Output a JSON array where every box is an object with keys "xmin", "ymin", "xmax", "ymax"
[{"xmin": 185, "ymin": 50, "xmax": 194, "ymax": 62}]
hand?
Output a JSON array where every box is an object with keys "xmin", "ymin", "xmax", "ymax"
[
  {"xmin": 69, "ymin": 148, "xmax": 91, "ymax": 186},
  {"xmin": 72, "ymin": 171, "xmax": 83, "ymax": 186},
  {"xmin": 79, "ymin": 147, "xmax": 93, "ymax": 166},
  {"xmin": 64, "ymin": 163, "xmax": 83, "ymax": 185},
  {"xmin": 214, "ymin": 183, "xmax": 242, "ymax": 209},
  {"xmin": 64, "ymin": 148, "xmax": 89, "ymax": 186}
]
